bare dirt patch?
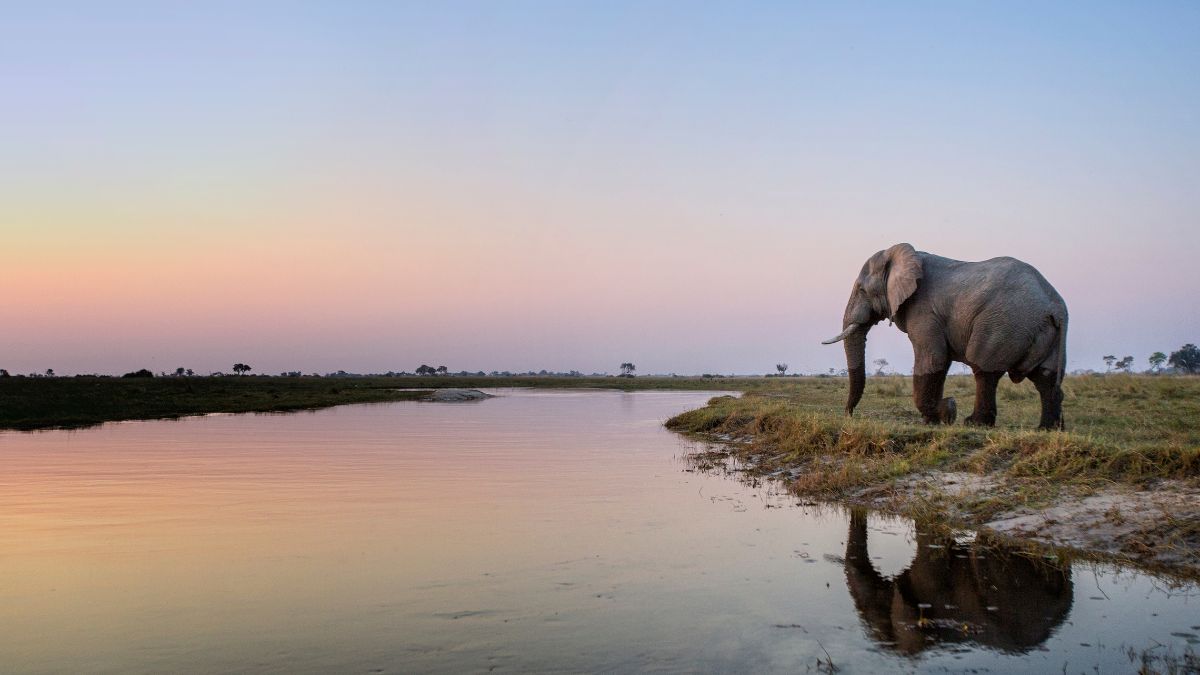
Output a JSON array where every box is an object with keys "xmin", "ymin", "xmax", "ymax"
[{"xmin": 983, "ymin": 481, "xmax": 1200, "ymax": 570}]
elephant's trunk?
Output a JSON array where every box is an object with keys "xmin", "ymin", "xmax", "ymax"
[{"xmin": 844, "ymin": 328, "xmax": 867, "ymax": 415}]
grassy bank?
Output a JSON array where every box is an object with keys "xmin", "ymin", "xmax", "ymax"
[
  {"xmin": 0, "ymin": 376, "xmax": 438, "ymax": 430},
  {"xmin": 668, "ymin": 375, "xmax": 1200, "ymax": 488},
  {"xmin": 666, "ymin": 374, "xmax": 1200, "ymax": 576},
  {"xmin": 0, "ymin": 374, "xmax": 758, "ymax": 431}
]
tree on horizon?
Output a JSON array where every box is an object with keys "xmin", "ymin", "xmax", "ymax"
[
  {"xmin": 619, "ymin": 362, "xmax": 636, "ymax": 377},
  {"xmin": 232, "ymin": 363, "xmax": 252, "ymax": 376},
  {"xmin": 1168, "ymin": 344, "xmax": 1200, "ymax": 374},
  {"xmin": 1149, "ymin": 352, "xmax": 1167, "ymax": 373},
  {"xmin": 776, "ymin": 363, "xmax": 788, "ymax": 376}
]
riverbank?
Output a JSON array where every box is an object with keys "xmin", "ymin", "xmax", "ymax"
[
  {"xmin": 0, "ymin": 374, "xmax": 755, "ymax": 430},
  {"xmin": 0, "ymin": 376, "xmax": 429, "ymax": 430},
  {"xmin": 666, "ymin": 375, "xmax": 1200, "ymax": 580}
]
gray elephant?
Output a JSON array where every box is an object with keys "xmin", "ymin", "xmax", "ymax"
[{"xmin": 823, "ymin": 244, "xmax": 1067, "ymax": 429}]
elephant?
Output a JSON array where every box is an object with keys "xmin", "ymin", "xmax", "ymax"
[
  {"xmin": 842, "ymin": 510, "xmax": 1073, "ymax": 655},
  {"xmin": 823, "ymin": 244, "xmax": 1068, "ymax": 429}
]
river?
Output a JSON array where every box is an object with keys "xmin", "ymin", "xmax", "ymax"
[{"xmin": 0, "ymin": 389, "xmax": 1195, "ymax": 673}]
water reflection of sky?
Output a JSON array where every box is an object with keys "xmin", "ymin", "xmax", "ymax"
[{"xmin": 0, "ymin": 390, "xmax": 1195, "ymax": 673}]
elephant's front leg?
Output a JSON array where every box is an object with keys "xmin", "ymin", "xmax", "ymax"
[
  {"xmin": 911, "ymin": 339, "xmax": 955, "ymax": 425},
  {"xmin": 965, "ymin": 370, "xmax": 1003, "ymax": 426},
  {"xmin": 913, "ymin": 367, "xmax": 954, "ymax": 424}
]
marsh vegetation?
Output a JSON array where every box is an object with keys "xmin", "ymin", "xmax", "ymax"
[
  {"xmin": 0, "ymin": 376, "xmax": 436, "ymax": 430},
  {"xmin": 0, "ymin": 374, "xmax": 759, "ymax": 430}
]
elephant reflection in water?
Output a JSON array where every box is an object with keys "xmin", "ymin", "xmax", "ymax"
[{"xmin": 843, "ymin": 510, "xmax": 1073, "ymax": 654}]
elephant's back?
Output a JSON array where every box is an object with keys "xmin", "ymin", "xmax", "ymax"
[
  {"xmin": 920, "ymin": 254, "xmax": 1067, "ymax": 372},
  {"xmin": 954, "ymin": 255, "xmax": 1067, "ymax": 315}
]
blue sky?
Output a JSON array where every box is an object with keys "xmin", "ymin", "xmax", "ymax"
[{"xmin": 2, "ymin": 2, "xmax": 1198, "ymax": 375}]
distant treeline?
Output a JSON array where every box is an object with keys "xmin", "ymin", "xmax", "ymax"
[
  {"xmin": 3, "ymin": 344, "xmax": 1198, "ymax": 379},
  {"xmin": 1090, "ymin": 344, "xmax": 1199, "ymax": 375}
]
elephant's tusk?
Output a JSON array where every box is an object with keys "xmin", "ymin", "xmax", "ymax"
[{"xmin": 822, "ymin": 323, "xmax": 861, "ymax": 344}]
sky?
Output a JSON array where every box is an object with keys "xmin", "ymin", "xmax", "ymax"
[{"xmin": 2, "ymin": 2, "xmax": 1198, "ymax": 376}]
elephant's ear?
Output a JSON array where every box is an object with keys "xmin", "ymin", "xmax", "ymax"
[{"xmin": 885, "ymin": 243, "xmax": 922, "ymax": 318}]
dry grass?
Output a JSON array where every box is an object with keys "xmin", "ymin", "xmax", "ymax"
[{"xmin": 668, "ymin": 374, "xmax": 1200, "ymax": 489}]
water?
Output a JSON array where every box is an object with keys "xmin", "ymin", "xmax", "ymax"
[{"xmin": 0, "ymin": 389, "xmax": 1195, "ymax": 673}]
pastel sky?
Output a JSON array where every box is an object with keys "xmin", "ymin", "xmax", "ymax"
[{"xmin": 3, "ymin": 2, "xmax": 1198, "ymax": 376}]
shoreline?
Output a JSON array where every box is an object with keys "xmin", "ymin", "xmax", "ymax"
[
  {"xmin": 0, "ymin": 375, "xmax": 755, "ymax": 431},
  {"xmin": 665, "ymin": 380, "xmax": 1200, "ymax": 582},
  {"xmin": 681, "ymin": 432, "xmax": 1200, "ymax": 581}
]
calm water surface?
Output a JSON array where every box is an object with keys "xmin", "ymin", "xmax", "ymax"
[{"xmin": 1, "ymin": 389, "xmax": 1196, "ymax": 673}]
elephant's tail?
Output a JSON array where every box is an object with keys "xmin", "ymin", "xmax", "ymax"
[{"xmin": 1054, "ymin": 312, "xmax": 1068, "ymax": 387}]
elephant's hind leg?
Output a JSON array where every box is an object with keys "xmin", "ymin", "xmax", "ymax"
[
  {"xmin": 1029, "ymin": 368, "xmax": 1065, "ymax": 431},
  {"xmin": 965, "ymin": 370, "xmax": 1003, "ymax": 427}
]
